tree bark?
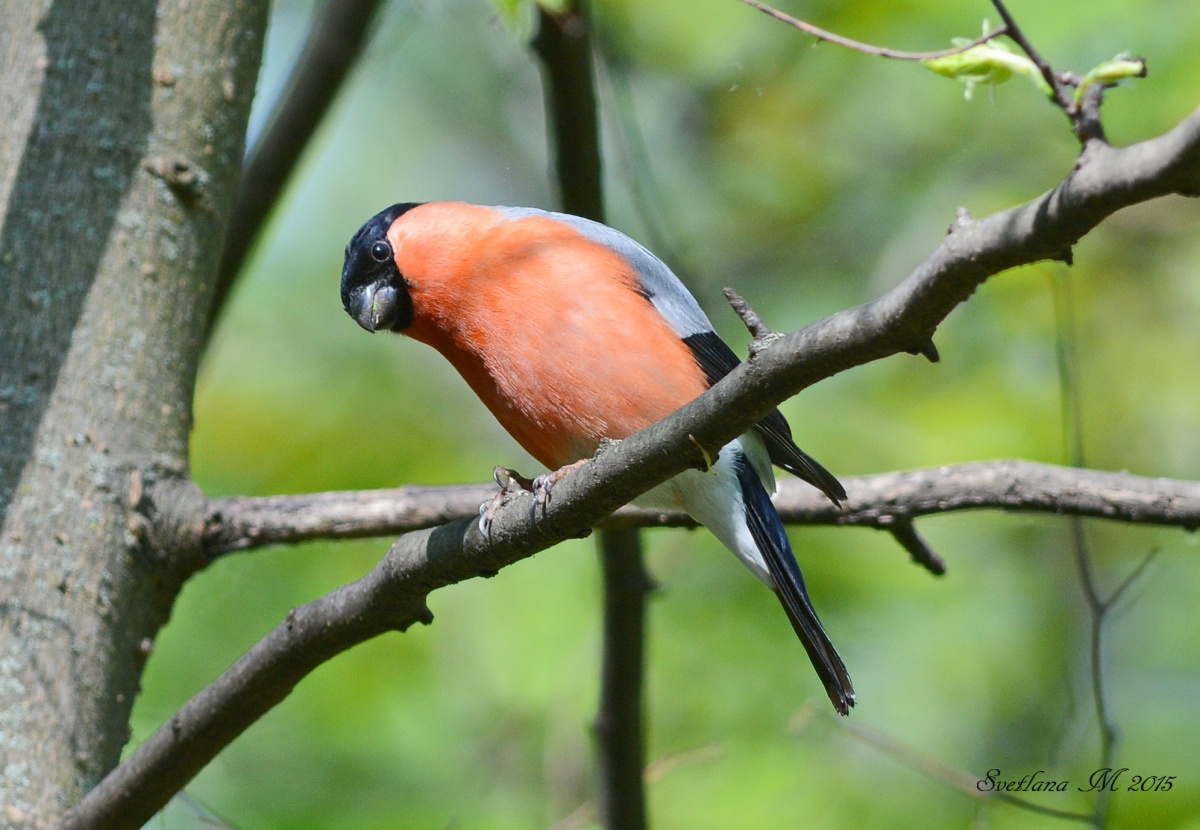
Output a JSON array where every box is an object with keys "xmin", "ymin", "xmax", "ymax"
[
  {"xmin": 197, "ymin": 460, "xmax": 1200, "ymax": 555},
  {"xmin": 0, "ymin": 0, "xmax": 267, "ymax": 823},
  {"xmin": 593, "ymin": 529, "xmax": 650, "ymax": 830}
]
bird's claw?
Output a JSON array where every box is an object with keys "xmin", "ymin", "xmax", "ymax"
[
  {"xmin": 529, "ymin": 460, "xmax": 589, "ymax": 519},
  {"xmin": 477, "ymin": 498, "xmax": 499, "ymax": 540},
  {"xmin": 478, "ymin": 461, "xmax": 589, "ymax": 536},
  {"xmin": 478, "ymin": 466, "xmax": 532, "ymax": 540},
  {"xmin": 530, "ymin": 474, "xmax": 552, "ymax": 520}
]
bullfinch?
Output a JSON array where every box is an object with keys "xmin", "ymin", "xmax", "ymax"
[{"xmin": 340, "ymin": 202, "xmax": 854, "ymax": 714}]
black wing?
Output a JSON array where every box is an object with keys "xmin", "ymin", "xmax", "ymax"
[{"xmin": 683, "ymin": 330, "xmax": 846, "ymax": 506}]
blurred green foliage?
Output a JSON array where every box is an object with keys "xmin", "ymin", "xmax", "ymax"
[{"xmin": 134, "ymin": 0, "xmax": 1200, "ymax": 827}]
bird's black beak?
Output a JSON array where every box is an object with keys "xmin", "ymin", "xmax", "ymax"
[{"xmin": 349, "ymin": 281, "xmax": 402, "ymax": 333}]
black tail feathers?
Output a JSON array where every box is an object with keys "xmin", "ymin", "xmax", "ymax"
[{"xmin": 736, "ymin": 455, "xmax": 855, "ymax": 714}]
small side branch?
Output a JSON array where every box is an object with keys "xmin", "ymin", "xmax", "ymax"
[
  {"xmin": 986, "ymin": 0, "xmax": 1105, "ymax": 143},
  {"xmin": 723, "ymin": 287, "xmax": 784, "ymax": 357},
  {"xmin": 724, "ymin": 287, "xmax": 776, "ymax": 342},
  {"xmin": 987, "ymin": 0, "xmax": 1064, "ymax": 107},
  {"xmin": 201, "ymin": 483, "xmax": 498, "ymax": 555},
  {"xmin": 879, "ymin": 517, "xmax": 946, "ymax": 576},
  {"xmin": 986, "ymin": 0, "xmax": 1143, "ymax": 144},
  {"xmin": 745, "ymin": 0, "xmax": 1146, "ymax": 146}
]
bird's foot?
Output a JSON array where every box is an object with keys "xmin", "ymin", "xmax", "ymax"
[
  {"xmin": 477, "ymin": 466, "xmax": 536, "ymax": 539},
  {"xmin": 530, "ymin": 459, "xmax": 589, "ymax": 519}
]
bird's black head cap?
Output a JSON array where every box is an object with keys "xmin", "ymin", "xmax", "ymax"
[{"xmin": 341, "ymin": 202, "xmax": 422, "ymax": 333}]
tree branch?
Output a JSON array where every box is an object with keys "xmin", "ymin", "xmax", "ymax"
[
  {"xmin": 593, "ymin": 529, "xmax": 651, "ymax": 830},
  {"xmin": 987, "ymin": 0, "xmax": 1063, "ymax": 105},
  {"xmin": 197, "ymin": 460, "xmax": 1200, "ymax": 559},
  {"xmin": 72, "ymin": 102, "xmax": 1200, "ymax": 829},
  {"xmin": 531, "ymin": 5, "xmax": 650, "ymax": 827},
  {"xmin": 206, "ymin": 0, "xmax": 385, "ymax": 340},
  {"xmin": 986, "ymin": 0, "xmax": 1109, "ymax": 144},
  {"xmin": 532, "ymin": 1, "xmax": 604, "ymax": 220},
  {"xmin": 201, "ymin": 482, "xmax": 498, "ymax": 554},
  {"xmin": 739, "ymin": 0, "xmax": 1009, "ymax": 61}
]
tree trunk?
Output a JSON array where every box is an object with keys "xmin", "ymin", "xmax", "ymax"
[{"xmin": 0, "ymin": 0, "xmax": 267, "ymax": 823}]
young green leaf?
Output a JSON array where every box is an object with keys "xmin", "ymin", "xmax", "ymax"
[
  {"xmin": 923, "ymin": 38, "xmax": 1052, "ymax": 101},
  {"xmin": 1074, "ymin": 53, "xmax": 1147, "ymax": 105}
]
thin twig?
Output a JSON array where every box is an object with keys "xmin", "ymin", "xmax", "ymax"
[
  {"xmin": 739, "ymin": 0, "xmax": 1008, "ymax": 61},
  {"xmin": 986, "ymin": 0, "xmax": 1115, "ymax": 144},
  {"xmin": 1070, "ymin": 519, "xmax": 1118, "ymax": 829},
  {"xmin": 723, "ymin": 287, "xmax": 778, "ymax": 341},
  {"xmin": 1104, "ymin": 548, "xmax": 1158, "ymax": 609},
  {"xmin": 987, "ymin": 0, "xmax": 1069, "ymax": 109},
  {"xmin": 881, "ymin": 517, "xmax": 947, "ymax": 576},
  {"xmin": 749, "ymin": 0, "xmax": 1112, "ymax": 144}
]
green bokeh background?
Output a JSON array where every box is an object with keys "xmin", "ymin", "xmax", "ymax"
[{"xmin": 134, "ymin": 1, "xmax": 1200, "ymax": 827}]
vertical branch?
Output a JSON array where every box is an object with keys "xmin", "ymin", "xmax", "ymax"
[
  {"xmin": 594, "ymin": 529, "xmax": 652, "ymax": 830},
  {"xmin": 532, "ymin": 4, "xmax": 650, "ymax": 828},
  {"xmin": 206, "ymin": 0, "xmax": 385, "ymax": 340},
  {"xmin": 532, "ymin": 1, "xmax": 604, "ymax": 220}
]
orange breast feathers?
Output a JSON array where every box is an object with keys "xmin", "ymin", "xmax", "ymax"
[{"xmin": 388, "ymin": 203, "xmax": 709, "ymax": 469}]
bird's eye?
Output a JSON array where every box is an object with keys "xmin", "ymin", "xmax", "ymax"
[{"xmin": 370, "ymin": 240, "xmax": 391, "ymax": 262}]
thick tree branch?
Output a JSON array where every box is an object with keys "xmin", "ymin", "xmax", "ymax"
[
  {"xmin": 197, "ymin": 460, "xmax": 1200, "ymax": 557},
  {"xmin": 72, "ymin": 104, "xmax": 1200, "ymax": 829}
]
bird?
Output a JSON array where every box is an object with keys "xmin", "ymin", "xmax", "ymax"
[{"xmin": 340, "ymin": 201, "xmax": 855, "ymax": 714}]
